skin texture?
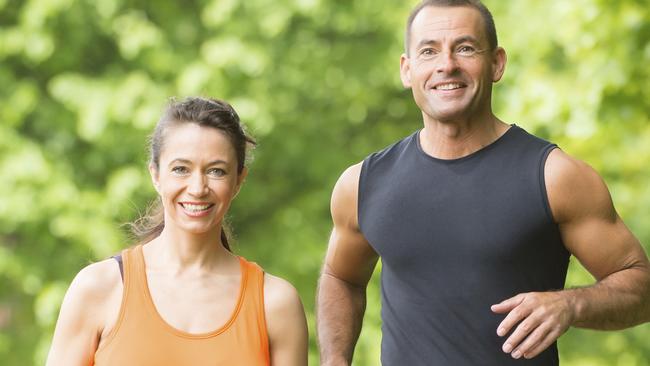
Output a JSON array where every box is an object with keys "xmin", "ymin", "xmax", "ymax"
[
  {"xmin": 47, "ymin": 123, "xmax": 308, "ymax": 366},
  {"xmin": 317, "ymin": 5, "xmax": 650, "ymax": 365},
  {"xmin": 317, "ymin": 163, "xmax": 377, "ymax": 366}
]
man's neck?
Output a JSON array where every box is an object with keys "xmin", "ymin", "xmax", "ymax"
[{"xmin": 419, "ymin": 114, "xmax": 510, "ymax": 160}]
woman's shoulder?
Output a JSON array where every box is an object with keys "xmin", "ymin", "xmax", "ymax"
[
  {"xmin": 261, "ymin": 272, "xmax": 308, "ymax": 363},
  {"xmin": 262, "ymin": 272, "xmax": 305, "ymax": 327},
  {"xmin": 236, "ymin": 257, "xmax": 305, "ymax": 320},
  {"xmin": 66, "ymin": 258, "xmax": 123, "ymax": 313},
  {"xmin": 49, "ymin": 257, "xmax": 123, "ymax": 354},
  {"xmin": 78, "ymin": 257, "xmax": 122, "ymax": 286},
  {"xmin": 263, "ymin": 273, "xmax": 301, "ymax": 306}
]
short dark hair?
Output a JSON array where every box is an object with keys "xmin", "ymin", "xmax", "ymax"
[{"xmin": 405, "ymin": 0, "xmax": 498, "ymax": 55}]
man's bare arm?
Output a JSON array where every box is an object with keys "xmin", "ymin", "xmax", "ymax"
[
  {"xmin": 317, "ymin": 163, "xmax": 379, "ymax": 366},
  {"xmin": 492, "ymin": 148, "xmax": 650, "ymax": 359}
]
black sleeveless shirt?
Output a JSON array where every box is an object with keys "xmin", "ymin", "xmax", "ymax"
[{"xmin": 358, "ymin": 125, "xmax": 570, "ymax": 365}]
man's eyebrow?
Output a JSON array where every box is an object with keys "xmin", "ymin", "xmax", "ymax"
[
  {"xmin": 415, "ymin": 35, "xmax": 480, "ymax": 50},
  {"xmin": 415, "ymin": 38, "xmax": 440, "ymax": 49},
  {"xmin": 454, "ymin": 35, "xmax": 480, "ymax": 45},
  {"xmin": 167, "ymin": 159, "xmax": 228, "ymax": 167}
]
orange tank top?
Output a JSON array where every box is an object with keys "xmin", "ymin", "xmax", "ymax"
[{"xmin": 94, "ymin": 245, "xmax": 270, "ymax": 366}]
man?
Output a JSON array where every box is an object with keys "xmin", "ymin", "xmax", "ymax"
[{"xmin": 316, "ymin": 1, "xmax": 650, "ymax": 365}]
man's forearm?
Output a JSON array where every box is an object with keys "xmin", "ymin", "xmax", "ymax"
[
  {"xmin": 569, "ymin": 265, "xmax": 650, "ymax": 330},
  {"xmin": 317, "ymin": 273, "xmax": 367, "ymax": 366}
]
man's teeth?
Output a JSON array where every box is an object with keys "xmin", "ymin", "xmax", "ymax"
[
  {"xmin": 436, "ymin": 83, "xmax": 462, "ymax": 90},
  {"xmin": 183, "ymin": 203, "xmax": 211, "ymax": 212}
]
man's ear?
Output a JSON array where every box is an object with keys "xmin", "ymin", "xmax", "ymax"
[
  {"xmin": 492, "ymin": 47, "xmax": 507, "ymax": 83},
  {"xmin": 233, "ymin": 167, "xmax": 248, "ymax": 198},
  {"xmin": 400, "ymin": 54, "xmax": 412, "ymax": 88},
  {"xmin": 149, "ymin": 163, "xmax": 160, "ymax": 194}
]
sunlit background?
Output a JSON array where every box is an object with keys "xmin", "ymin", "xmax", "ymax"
[{"xmin": 1, "ymin": 0, "xmax": 649, "ymax": 364}]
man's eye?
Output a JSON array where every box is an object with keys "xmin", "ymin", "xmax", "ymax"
[
  {"xmin": 420, "ymin": 48, "xmax": 437, "ymax": 57},
  {"xmin": 207, "ymin": 168, "xmax": 226, "ymax": 177},
  {"xmin": 171, "ymin": 166, "xmax": 189, "ymax": 175},
  {"xmin": 457, "ymin": 46, "xmax": 476, "ymax": 55}
]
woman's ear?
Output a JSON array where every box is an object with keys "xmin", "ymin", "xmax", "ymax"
[
  {"xmin": 149, "ymin": 163, "xmax": 160, "ymax": 194},
  {"xmin": 233, "ymin": 167, "xmax": 248, "ymax": 198}
]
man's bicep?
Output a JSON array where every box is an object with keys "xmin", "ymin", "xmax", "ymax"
[
  {"xmin": 546, "ymin": 149, "xmax": 649, "ymax": 280},
  {"xmin": 324, "ymin": 163, "xmax": 379, "ymax": 287},
  {"xmin": 324, "ymin": 226, "xmax": 379, "ymax": 287},
  {"xmin": 560, "ymin": 213, "xmax": 647, "ymax": 280}
]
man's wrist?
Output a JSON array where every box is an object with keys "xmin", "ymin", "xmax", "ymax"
[
  {"xmin": 320, "ymin": 357, "xmax": 350, "ymax": 366},
  {"xmin": 563, "ymin": 288, "xmax": 586, "ymax": 326},
  {"xmin": 320, "ymin": 352, "xmax": 351, "ymax": 366}
]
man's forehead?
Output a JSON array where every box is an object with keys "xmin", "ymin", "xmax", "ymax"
[{"xmin": 411, "ymin": 6, "xmax": 486, "ymax": 42}]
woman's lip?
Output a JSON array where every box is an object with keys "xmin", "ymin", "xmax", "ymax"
[{"xmin": 178, "ymin": 202, "xmax": 215, "ymax": 217}]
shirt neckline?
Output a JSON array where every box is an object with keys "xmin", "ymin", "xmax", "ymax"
[
  {"xmin": 414, "ymin": 124, "xmax": 518, "ymax": 164},
  {"xmin": 135, "ymin": 245, "xmax": 248, "ymax": 339}
]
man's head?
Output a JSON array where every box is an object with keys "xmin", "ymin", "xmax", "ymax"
[
  {"xmin": 399, "ymin": 1, "xmax": 506, "ymax": 123},
  {"xmin": 405, "ymin": 0, "xmax": 497, "ymax": 55}
]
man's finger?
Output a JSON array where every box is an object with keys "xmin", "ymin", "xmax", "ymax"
[
  {"xmin": 523, "ymin": 327, "xmax": 563, "ymax": 359},
  {"xmin": 500, "ymin": 315, "xmax": 540, "ymax": 353},
  {"xmin": 491, "ymin": 293, "xmax": 525, "ymax": 314},
  {"xmin": 496, "ymin": 303, "xmax": 531, "ymax": 337},
  {"xmin": 509, "ymin": 322, "xmax": 550, "ymax": 359}
]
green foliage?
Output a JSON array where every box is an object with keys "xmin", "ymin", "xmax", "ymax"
[{"xmin": 1, "ymin": 0, "xmax": 649, "ymax": 364}]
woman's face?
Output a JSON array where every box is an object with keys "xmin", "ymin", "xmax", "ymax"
[{"xmin": 150, "ymin": 123, "xmax": 246, "ymax": 236}]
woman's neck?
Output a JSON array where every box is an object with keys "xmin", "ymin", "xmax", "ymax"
[{"xmin": 143, "ymin": 225, "xmax": 236, "ymax": 275}]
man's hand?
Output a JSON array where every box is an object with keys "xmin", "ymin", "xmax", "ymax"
[{"xmin": 491, "ymin": 291, "xmax": 575, "ymax": 359}]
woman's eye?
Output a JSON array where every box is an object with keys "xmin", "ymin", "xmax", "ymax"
[
  {"xmin": 171, "ymin": 166, "xmax": 189, "ymax": 175},
  {"xmin": 207, "ymin": 168, "xmax": 226, "ymax": 177}
]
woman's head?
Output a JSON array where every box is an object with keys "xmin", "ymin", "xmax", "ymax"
[
  {"xmin": 150, "ymin": 97, "xmax": 254, "ymax": 174},
  {"xmin": 131, "ymin": 97, "xmax": 256, "ymax": 249}
]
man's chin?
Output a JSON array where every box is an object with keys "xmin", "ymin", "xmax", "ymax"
[{"xmin": 427, "ymin": 109, "xmax": 470, "ymax": 124}]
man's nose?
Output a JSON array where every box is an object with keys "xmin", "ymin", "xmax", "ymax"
[{"xmin": 435, "ymin": 50, "xmax": 459, "ymax": 74}]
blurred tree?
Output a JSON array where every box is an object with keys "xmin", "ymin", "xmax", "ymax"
[{"xmin": 0, "ymin": 0, "xmax": 648, "ymax": 365}]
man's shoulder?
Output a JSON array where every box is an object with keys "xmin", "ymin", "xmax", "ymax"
[
  {"xmin": 510, "ymin": 124, "xmax": 555, "ymax": 145},
  {"xmin": 364, "ymin": 130, "xmax": 419, "ymax": 165},
  {"xmin": 545, "ymin": 148, "xmax": 612, "ymax": 223},
  {"xmin": 510, "ymin": 124, "xmax": 557, "ymax": 148}
]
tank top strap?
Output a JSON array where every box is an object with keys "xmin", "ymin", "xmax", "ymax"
[
  {"xmin": 120, "ymin": 246, "xmax": 136, "ymax": 297},
  {"xmin": 113, "ymin": 245, "xmax": 151, "ymax": 323},
  {"xmin": 123, "ymin": 245, "xmax": 147, "ymax": 296},
  {"xmin": 94, "ymin": 245, "xmax": 145, "ymax": 358},
  {"xmin": 240, "ymin": 258, "xmax": 264, "ymax": 295},
  {"xmin": 237, "ymin": 258, "xmax": 269, "ymax": 357}
]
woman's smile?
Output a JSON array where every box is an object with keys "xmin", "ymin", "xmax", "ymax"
[{"xmin": 178, "ymin": 202, "xmax": 216, "ymax": 217}]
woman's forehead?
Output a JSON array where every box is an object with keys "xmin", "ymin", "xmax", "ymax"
[{"xmin": 160, "ymin": 123, "xmax": 236, "ymax": 162}]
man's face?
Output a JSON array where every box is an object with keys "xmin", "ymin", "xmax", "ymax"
[{"xmin": 400, "ymin": 6, "xmax": 505, "ymax": 123}]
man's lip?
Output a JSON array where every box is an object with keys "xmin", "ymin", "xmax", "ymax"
[
  {"xmin": 178, "ymin": 202, "xmax": 215, "ymax": 206},
  {"xmin": 430, "ymin": 80, "xmax": 467, "ymax": 89}
]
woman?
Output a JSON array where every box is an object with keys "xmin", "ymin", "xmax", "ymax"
[{"xmin": 46, "ymin": 97, "xmax": 308, "ymax": 365}]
